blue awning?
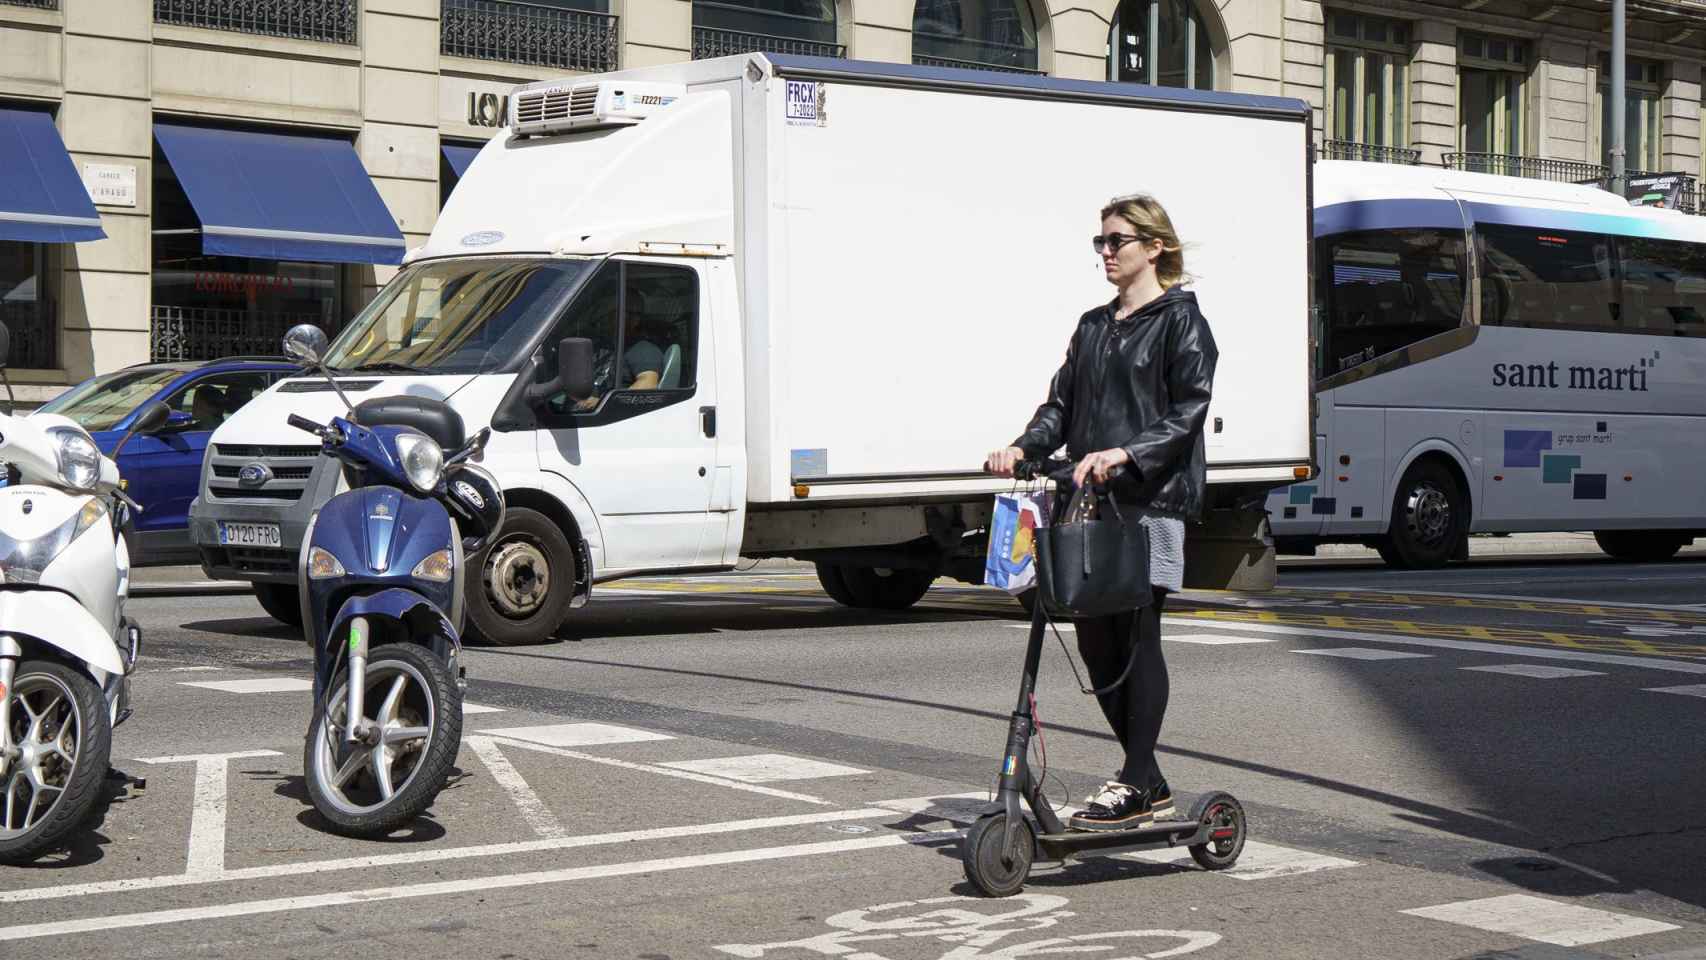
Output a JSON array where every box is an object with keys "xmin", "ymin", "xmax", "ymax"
[
  {"xmin": 154, "ymin": 123, "xmax": 405, "ymax": 265},
  {"xmin": 0, "ymin": 108, "xmax": 105, "ymax": 244},
  {"xmin": 443, "ymin": 144, "xmax": 480, "ymax": 179}
]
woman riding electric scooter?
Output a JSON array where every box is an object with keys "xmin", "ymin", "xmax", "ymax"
[{"xmin": 986, "ymin": 192, "xmax": 1218, "ymax": 832}]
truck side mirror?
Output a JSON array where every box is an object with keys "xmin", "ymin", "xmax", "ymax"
[{"xmin": 559, "ymin": 337, "xmax": 594, "ymax": 400}]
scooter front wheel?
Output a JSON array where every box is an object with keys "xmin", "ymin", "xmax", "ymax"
[
  {"xmin": 962, "ymin": 812, "xmax": 1035, "ymax": 898},
  {"xmin": 0, "ymin": 660, "xmax": 112, "ymax": 864},
  {"xmin": 1187, "ymin": 791, "xmax": 1247, "ymax": 871},
  {"xmin": 304, "ymin": 643, "xmax": 461, "ymax": 837}
]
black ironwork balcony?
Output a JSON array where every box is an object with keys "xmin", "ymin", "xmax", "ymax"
[
  {"xmin": 150, "ymin": 305, "xmax": 328, "ymax": 363},
  {"xmin": 442, "ymin": 0, "xmax": 618, "ymax": 72},
  {"xmin": 1441, "ymin": 152, "xmax": 1608, "ymax": 184},
  {"xmin": 912, "ymin": 54, "xmax": 1042, "ymax": 75},
  {"xmin": 692, "ymin": 26, "xmax": 844, "ymax": 60},
  {"xmin": 1321, "ymin": 140, "xmax": 1420, "ymax": 165},
  {"xmin": 153, "ymin": 0, "xmax": 356, "ymax": 44},
  {"xmin": 1, "ymin": 0, "xmax": 59, "ymax": 11}
]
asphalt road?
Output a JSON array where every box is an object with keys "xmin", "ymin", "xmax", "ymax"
[{"xmin": 4, "ymin": 557, "xmax": 1705, "ymax": 959}]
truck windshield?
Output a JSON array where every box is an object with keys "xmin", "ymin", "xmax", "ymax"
[
  {"xmin": 35, "ymin": 367, "xmax": 186, "ymax": 432},
  {"xmin": 323, "ymin": 258, "xmax": 593, "ymax": 375}
]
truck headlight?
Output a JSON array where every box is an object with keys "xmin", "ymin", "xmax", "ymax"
[
  {"xmin": 47, "ymin": 427, "xmax": 100, "ymax": 492},
  {"xmin": 395, "ymin": 433, "xmax": 444, "ymax": 494}
]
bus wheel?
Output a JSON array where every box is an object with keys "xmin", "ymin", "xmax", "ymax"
[
  {"xmin": 1380, "ymin": 460, "xmax": 1465, "ymax": 570},
  {"xmin": 1593, "ymin": 530, "xmax": 1689, "ymax": 563}
]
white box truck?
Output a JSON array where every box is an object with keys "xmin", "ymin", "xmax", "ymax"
[{"xmin": 188, "ymin": 54, "xmax": 1315, "ymax": 644}]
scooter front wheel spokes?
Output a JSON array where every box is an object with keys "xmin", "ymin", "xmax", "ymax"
[{"xmin": 310, "ymin": 655, "xmax": 438, "ymax": 818}]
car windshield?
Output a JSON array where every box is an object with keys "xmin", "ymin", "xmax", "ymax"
[
  {"xmin": 34, "ymin": 367, "xmax": 185, "ymax": 432},
  {"xmin": 323, "ymin": 258, "xmax": 593, "ymax": 375}
]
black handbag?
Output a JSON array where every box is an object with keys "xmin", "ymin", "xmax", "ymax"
[{"xmin": 1035, "ymin": 485, "xmax": 1151, "ymax": 618}]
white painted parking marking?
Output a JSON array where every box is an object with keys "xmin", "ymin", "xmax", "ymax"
[
  {"xmin": 464, "ymin": 736, "xmax": 568, "ymax": 840},
  {"xmin": 176, "ymin": 678, "xmax": 312, "ymax": 694},
  {"xmin": 871, "ymin": 792, "xmax": 989, "ymax": 824},
  {"xmin": 481, "ymin": 722, "xmax": 673, "ymax": 747},
  {"xmin": 1124, "ymin": 840, "xmax": 1359, "ymax": 880},
  {"xmin": 1402, "ymin": 894, "xmax": 1680, "ymax": 946},
  {"xmin": 133, "ymin": 751, "xmax": 282, "ymax": 877},
  {"xmin": 488, "ymin": 735, "xmax": 834, "ymax": 806},
  {"xmin": 1463, "ymin": 664, "xmax": 1605, "ymax": 679},
  {"xmin": 461, "ymin": 702, "xmax": 504, "ymax": 715},
  {"xmin": 1646, "ymin": 684, "xmax": 1706, "ymax": 698},
  {"xmin": 165, "ymin": 666, "xmax": 223, "ymax": 673},
  {"xmin": 1166, "ymin": 634, "xmax": 1277, "ymax": 645},
  {"xmin": 1293, "ymin": 647, "xmax": 1433, "ymax": 661},
  {"xmin": 0, "ymin": 829, "xmax": 959, "ymax": 942},
  {"xmin": 1008, "ymin": 623, "xmax": 1074, "ymax": 632},
  {"xmin": 659, "ymin": 754, "xmax": 868, "ymax": 784}
]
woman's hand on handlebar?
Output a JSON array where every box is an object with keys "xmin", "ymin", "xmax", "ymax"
[
  {"xmin": 1073, "ymin": 448, "xmax": 1130, "ymax": 488},
  {"xmin": 984, "ymin": 446, "xmax": 1025, "ymax": 478}
]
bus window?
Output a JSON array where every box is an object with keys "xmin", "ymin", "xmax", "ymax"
[
  {"xmin": 1619, "ymin": 237, "xmax": 1706, "ymax": 336},
  {"xmin": 1479, "ymin": 225, "xmax": 1616, "ymax": 331},
  {"xmin": 1317, "ymin": 228, "xmax": 1467, "ymax": 376}
]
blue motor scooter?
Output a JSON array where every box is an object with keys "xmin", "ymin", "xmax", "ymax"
[{"xmin": 281, "ymin": 324, "xmax": 506, "ymax": 837}]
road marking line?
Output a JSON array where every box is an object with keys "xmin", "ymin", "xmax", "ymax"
[
  {"xmin": 1161, "ymin": 620, "xmax": 1706, "ymax": 675},
  {"xmin": 0, "ymin": 808, "xmax": 898, "ymax": 904},
  {"xmin": 1007, "ymin": 623, "xmax": 1075, "ymax": 632},
  {"xmin": 1166, "ymin": 634, "xmax": 1276, "ymax": 646},
  {"xmin": 487, "ymin": 735, "xmax": 833, "ymax": 806},
  {"xmin": 658, "ymin": 754, "xmax": 868, "ymax": 784},
  {"xmin": 1286, "ymin": 585, "xmax": 1706, "ymax": 618},
  {"xmin": 480, "ymin": 722, "xmax": 671, "ymax": 747},
  {"xmin": 1401, "ymin": 894, "xmax": 1680, "ymax": 946},
  {"xmin": 0, "ymin": 829, "xmax": 959, "ymax": 941},
  {"xmin": 461, "ymin": 702, "xmax": 504, "ymax": 715},
  {"xmin": 1125, "ymin": 840, "xmax": 1359, "ymax": 880},
  {"xmin": 464, "ymin": 736, "xmax": 568, "ymax": 840},
  {"xmin": 1462, "ymin": 664, "xmax": 1605, "ymax": 679},
  {"xmin": 133, "ymin": 751, "xmax": 282, "ymax": 877},
  {"xmin": 872, "ymin": 793, "xmax": 990, "ymax": 825},
  {"xmin": 164, "ymin": 666, "xmax": 223, "ymax": 673},
  {"xmin": 176, "ymin": 678, "xmax": 312, "ymax": 694},
  {"xmin": 1293, "ymin": 647, "xmax": 1433, "ymax": 661},
  {"xmin": 1645, "ymin": 683, "xmax": 1706, "ymax": 698}
]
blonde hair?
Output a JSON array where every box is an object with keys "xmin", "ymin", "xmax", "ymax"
[{"xmin": 1100, "ymin": 193, "xmax": 1188, "ymax": 288}]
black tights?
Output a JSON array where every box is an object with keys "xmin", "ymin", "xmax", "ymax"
[{"xmin": 1073, "ymin": 590, "xmax": 1169, "ymax": 789}]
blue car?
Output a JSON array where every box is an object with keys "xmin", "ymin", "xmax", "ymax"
[{"xmin": 34, "ymin": 357, "xmax": 301, "ymax": 565}]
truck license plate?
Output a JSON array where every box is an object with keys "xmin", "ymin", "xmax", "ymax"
[{"xmin": 219, "ymin": 522, "xmax": 281, "ymax": 548}]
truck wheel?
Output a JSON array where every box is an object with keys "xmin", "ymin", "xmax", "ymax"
[
  {"xmin": 253, "ymin": 583, "xmax": 303, "ymax": 628},
  {"xmin": 838, "ymin": 566, "xmax": 935, "ymax": 610},
  {"xmin": 466, "ymin": 507, "xmax": 574, "ymax": 646},
  {"xmin": 814, "ymin": 563, "xmax": 859, "ymax": 606},
  {"xmin": 1379, "ymin": 460, "xmax": 1465, "ymax": 570},
  {"xmin": 1594, "ymin": 530, "xmax": 1689, "ymax": 562}
]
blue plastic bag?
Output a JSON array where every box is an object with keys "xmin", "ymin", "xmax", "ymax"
[{"xmin": 984, "ymin": 490, "xmax": 1052, "ymax": 595}]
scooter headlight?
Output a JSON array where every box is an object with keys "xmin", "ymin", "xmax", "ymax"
[
  {"xmin": 307, "ymin": 546, "xmax": 346, "ymax": 580},
  {"xmin": 411, "ymin": 548, "xmax": 453, "ymax": 583},
  {"xmin": 47, "ymin": 427, "xmax": 100, "ymax": 492},
  {"xmin": 395, "ymin": 433, "xmax": 444, "ymax": 494}
]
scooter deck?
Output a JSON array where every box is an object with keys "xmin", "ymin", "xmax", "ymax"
[{"xmin": 1034, "ymin": 818, "xmax": 1205, "ymax": 859}]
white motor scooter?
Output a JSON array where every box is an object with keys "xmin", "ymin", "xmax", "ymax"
[{"xmin": 0, "ymin": 322, "xmax": 167, "ymax": 863}]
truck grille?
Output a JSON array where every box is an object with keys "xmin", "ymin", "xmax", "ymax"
[
  {"xmin": 207, "ymin": 443, "xmax": 324, "ymax": 503},
  {"xmin": 208, "ymin": 547, "xmax": 296, "ymax": 576}
]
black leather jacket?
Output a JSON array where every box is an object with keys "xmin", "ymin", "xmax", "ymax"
[{"xmin": 1013, "ymin": 287, "xmax": 1219, "ymax": 518}]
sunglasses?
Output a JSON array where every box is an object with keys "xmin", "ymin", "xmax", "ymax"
[{"xmin": 1092, "ymin": 232, "xmax": 1147, "ymax": 255}]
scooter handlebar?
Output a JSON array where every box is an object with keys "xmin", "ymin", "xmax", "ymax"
[{"xmin": 287, "ymin": 413, "xmax": 325, "ymax": 436}]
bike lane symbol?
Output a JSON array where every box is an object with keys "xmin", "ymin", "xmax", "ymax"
[{"xmin": 714, "ymin": 894, "xmax": 1221, "ymax": 959}]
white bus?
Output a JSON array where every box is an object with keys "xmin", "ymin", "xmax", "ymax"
[{"xmin": 1270, "ymin": 160, "xmax": 1706, "ymax": 568}]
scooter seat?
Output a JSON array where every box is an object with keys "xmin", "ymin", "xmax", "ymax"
[{"xmin": 354, "ymin": 395, "xmax": 466, "ymax": 451}]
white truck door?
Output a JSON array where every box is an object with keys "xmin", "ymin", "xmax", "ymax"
[{"xmin": 535, "ymin": 258, "xmax": 719, "ymax": 573}]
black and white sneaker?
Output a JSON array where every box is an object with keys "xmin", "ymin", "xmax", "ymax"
[{"xmin": 1069, "ymin": 781, "xmax": 1155, "ymax": 832}]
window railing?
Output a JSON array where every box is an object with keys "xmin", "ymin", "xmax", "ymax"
[
  {"xmin": 912, "ymin": 54, "xmax": 1042, "ymax": 75},
  {"xmin": 691, "ymin": 26, "xmax": 844, "ymax": 60},
  {"xmin": 441, "ymin": 0, "xmax": 618, "ymax": 73},
  {"xmin": 1322, "ymin": 140, "xmax": 1420, "ymax": 164},
  {"xmin": 0, "ymin": 301, "xmax": 55, "ymax": 370},
  {"xmin": 1441, "ymin": 153, "xmax": 1701, "ymax": 215},
  {"xmin": 1, "ymin": 0, "xmax": 59, "ymax": 11},
  {"xmin": 151, "ymin": 306, "xmax": 328, "ymax": 363},
  {"xmin": 153, "ymin": 0, "xmax": 357, "ymax": 44}
]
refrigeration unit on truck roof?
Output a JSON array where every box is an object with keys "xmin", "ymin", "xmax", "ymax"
[{"xmin": 510, "ymin": 79, "xmax": 687, "ymax": 137}]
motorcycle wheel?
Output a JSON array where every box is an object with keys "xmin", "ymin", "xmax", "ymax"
[
  {"xmin": 304, "ymin": 643, "xmax": 461, "ymax": 837},
  {"xmin": 0, "ymin": 660, "xmax": 112, "ymax": 864}
]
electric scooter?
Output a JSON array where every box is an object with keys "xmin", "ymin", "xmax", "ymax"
[{"xmin": 961, "ymin": 458, "xmax": 1248, "ymax": 897}]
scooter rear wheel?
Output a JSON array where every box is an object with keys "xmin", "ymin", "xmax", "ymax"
[
  {"xmin": 0, "ymin": 660, "xmax": 112, "ymax": 864},
  {"xmin": 962, "ymin": 812, "xmax": 1035, "ymax": 898},
  {"xmin": 304, "ymin": 643, "xmax": 462, "ymax": 837},
  {"xmin": 1187, "ymin": 791, "xmax": 1247, "ymax": 871}
]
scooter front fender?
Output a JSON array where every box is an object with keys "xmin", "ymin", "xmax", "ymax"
[
  {"xmin": 0, "ymin": 589, "xmax": 123, "ymax": 676},
  {"xmin": 321, "ymin": 588, "xmax": 458, "ymax": 677}
]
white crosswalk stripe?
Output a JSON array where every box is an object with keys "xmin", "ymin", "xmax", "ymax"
[
  {"xmin": 1463, "ymin": 664, "xmax": 1604, "ymax": 679},
  {"xmin": 660, "ymin": 754, "xmax": 868, "ymax": 783},
  {"xmin": 177, "ymin": 678, "xmax": 312, "ymax": 694},
  {"xmin": 1294, "ymin": 647, "xmax": 1432, "ymax": 661},
  {"xmin": 1401, "ymin": 894, "xmax": 1680, "ymax": 946},
  {"xmin": 481, "ymin": 722, "xmax": 673, "ymax": 747},
  {"xmin": 1646, "ymin": 684, "xmax": 1706, "ymax": 699},
  {"xmin": 1123, "ymin": 840, "xmax": 1359, "ymax": 880}
]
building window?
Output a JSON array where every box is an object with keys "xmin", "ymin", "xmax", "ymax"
[
  {"xmin": 1459, "ymin": 31, "xmax": 1529, "ymax": 159},
  {"xmin": 913, "ymin": 0, "xmax": 1038, "ymax": 73},
  {"xmin": 440, "ymin": 0, "xmax": 618, "ymax": 73},
  {"xmin": 1108, "ymin": 0, "xmax": 1215, "ymax": 90},
  {"xmin": 150, "ymin": 147, "xmax": 343, "ymax": 363},
  {"xmin": 692, "ymin": 0, "xmax": 843, "ymax": 59},
  {"xmin": 1597, "ymin": 55, "xmax": 1664, "ymax": 173},
  {"xmin": 0, "ymin": 242, "xmax": 54, "ymax": 369},
  {"xmin": 1325, "ymin": 12, "xmax": 1410, "ymax": 151}
]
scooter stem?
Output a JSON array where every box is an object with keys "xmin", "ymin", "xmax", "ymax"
[{"xmin": 345, "ymin": 617, "xmax": 368, "ymax": 744}]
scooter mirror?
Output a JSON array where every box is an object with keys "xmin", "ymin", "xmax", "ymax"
[
  {"xmin": 112, "ymin": 400, "xmax": 172, "ymax": 457},
  {"xmin": 283, "ymin": 324, "xmax": 328, "ymax": 365},
  {"xmin": 0, "ymin": 319, "xmax": 10, "ymax": 369},
  {"xmin": 560, "ymin": 337, "xmax": 594, "ymax": 400}
]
